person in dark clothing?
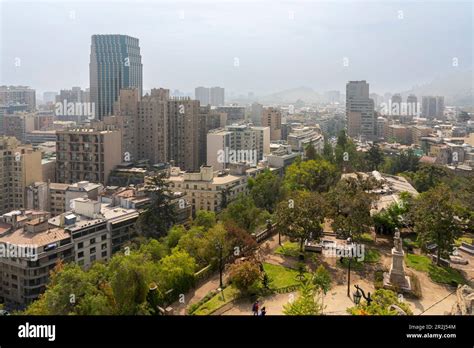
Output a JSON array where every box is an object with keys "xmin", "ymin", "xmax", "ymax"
[
  {"xmin": 252, "ymin": 301, "xmax": 259, "ymax": 315},
  {"xmin": 260, "ymin": 307, "xmax": 266, "ymax": 316}
]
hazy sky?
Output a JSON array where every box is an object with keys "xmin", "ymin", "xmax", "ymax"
[{"xmin": 0, "ymin": 0, "xmax": 472, "ymax": 96}]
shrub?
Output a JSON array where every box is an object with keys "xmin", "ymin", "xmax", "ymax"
[{"xmin": 228, "ymin": 260, "xmax": 263, "ymax": 294}]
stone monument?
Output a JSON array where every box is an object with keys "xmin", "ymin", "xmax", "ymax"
[{"xmin": 384, "ymin": 228, "xmax": 411, "ymax": 291}]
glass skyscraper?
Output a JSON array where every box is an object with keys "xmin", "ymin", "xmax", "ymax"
[{"xmin": 90, "ymin": 34, "xmax": 143, "ymax": 119}]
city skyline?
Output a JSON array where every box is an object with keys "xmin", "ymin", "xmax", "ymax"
[{"xmin": 1, "ymin": 0, "xmax": 472, "ymax": 96}]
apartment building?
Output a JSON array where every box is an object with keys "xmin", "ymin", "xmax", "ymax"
[
  {"xmin": 261, "ymin": 107, "xmax": 282, "ymax": 141},
  {"xmin": 56, "ymin": 125, "xmax": 122, "ymax": 184},
  {"xmin": 287, "ymin": 126, "xmax": 324, "ymax": 153},
  {"xmin": 26, "ymin": 181, "xmax": 103, "ymax": 216},
  {"xmin": 207, "ymin": 124, "xmax": 270, "ymax": 171},
  {"xmin": 0, "ymin": 86, "xmax": 36, "ymax": 112},
  {"xmin": 3, "ymin": 113, "xmax": 35, "ymax": 143},
  {"xmin": 0, "ymin": 210, "xmax": 72, "ymax": 308},
  {"xmin": 166, "ymin": 165, "xmax": 250, "ymax": 214},
  {"xmin": 0, "ymin": 137, "xmax": 43, "ymax": 215}
]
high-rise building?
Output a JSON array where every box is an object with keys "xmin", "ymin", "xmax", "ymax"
[
  {"xmin": 195, "ymin": 87, "xmax": 209, "ymax": 106},
  {"xmin": 346, "ymin": 80, "xmax": 375, "ymax": 140},
  {"xmin": 3, "ymin": 113, "xmax": 35, "ymax": 142},
  {"xmin": 261, "ymin": 107, "xmax": 282, "ymax": 141},
  {"xmin": 137, "ymin": 89, "xmax": 169, "ymax": 165},
  {"xmin": 0, "ymin": 86, "xmax": 36, "ymax": 112},
  {"xmin": 250, "ymin": 102, "xmax": 263, "ymax": 126},
  {"xmin": 90, "ymin": 35, "xmax": 143, "ymax": 119},
  {"xmin": 56, "ymin": 124, "xmax": 122, "ymax": 184},
  {"xmin": 195, "ymin": 86, "xmax": 225, "ymax": 107},
  {"xmin": 422, "ymin": 96, "xmax": 445, "ymax": 119},
  {"xmin": 407, "ymin": 95, "xmax": 418, "ymax": 116},
  {"xmin": 210, "ymin": 87, "xmax": 225, "ymax": 106},
  {"xmin": 0, "ymin": 137, "xmax": 43, "ymax": 214},
  {"xmin": 167, "ymin": 97, "xmax": 203, "ymax": 171}
]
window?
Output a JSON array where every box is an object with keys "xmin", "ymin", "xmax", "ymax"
[
  {"xmin": 90, "ymin": 255, "xmax": 96, "ymax": 262},
  {"xmin": 90, "ymin": 238, "xmax": 96, "ymax": 245},
  {"xmin": 78, "ymin": 242, "xmax": 84, "ymax": 249},
  {"xmin": 101, "ymin": 234, "xmax": 107, "ymax": 241},
  {"xmin": 78, "ymin": 251, "xmax": 84, "ymax": 258},
  {"xmin": 101, "ymin": 243, "xmax": 107, "ymax": 250},
  {"xmin": 101, "ymin": 250, "xmax": 107, "ymax": 258},
  {"xmin": 90, "ymin": 247, "xmax": 96, "ymax": 254}
]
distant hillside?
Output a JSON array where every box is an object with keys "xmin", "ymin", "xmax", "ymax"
[
  {"xmin": 259, "ymin": 86, "xmax": 322, "ymax": 104},
  {"xmin": 402, "ymin": 70, "xmax": 473, "ymax": 106}
]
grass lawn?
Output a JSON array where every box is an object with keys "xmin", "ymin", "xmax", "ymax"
[
  {"xmin": 405, "ymin": 254, "xmax": 466, "ymax": 286},
  {"xmin": 262, "ymin": 262, "xmax": 305, "ymax": 289},
  {"xmin": 193, "ymin": 286, "xmax": 240, "ymax": 315},
  {"xmin": 357, "ymin": 233, "xmax": 374, "ymax": 243},
  {"xmin": 363, "ymin": 249, "xmax": 381, "ymax": 263},
  {"xmin": 337, "ymin": 248, "xmax": 380, "ymax": 270},
  {"xmin": 274, "ymin": 242, "xmax": 301, "ymax": 258},
  {"xmin": 454, "ymin": 236, "xmax": 473, "ymax": 247}
]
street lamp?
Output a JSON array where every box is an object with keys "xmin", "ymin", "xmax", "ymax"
[
  {"xmin": 215, "ymin": 241, "xmax": 224, "ymax": 289},
  {"xmin": 353, "ymin": 287, "xmax": 362, "ymax": 305},
  {"xmin": 342, "ymin": 235, "xmax": 355, "ymax": 297},
  {"xmin": 353, "ymin": 285, "xmax": 372, "ymax": 306}
]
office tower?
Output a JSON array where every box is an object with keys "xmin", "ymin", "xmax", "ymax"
[
  {"xmin": 250, "ymin": 102, "xmax": 263, "ymax": 126},
  {"xmin": 0, "ymin": 86, "xmax": 36, "ymax": 112},
  {"xmin": 207, "ymin": 124, "xmax": 270, "ymax": 170},
  {"xmin": 90, "ymin": 35, "xmax": 143, "ymax": 119},
  {"xmin": 56, "ymin": 124, "xmax": 122, "ymax": 184},
  {"xmin": 422, "ymin": 96, "xmax": 445, "ymax": 119},
  {"xmin": 261, "ymin": 107, "xmax": 282, "ymax": 141},
  {"xmin": 210, "ymin": 87, "xmax": 225, "ymax": 106},
  {"xmin": 346, "ymin": 80, "xmax": 375, "ymax": 140},
  {"xmin": 407, "ymin": 94, "xmax": 418, "ymax": 116},
  {"xmin": 195, "ymin": 87, "xmax": 209, "ymax": 106},
  {"xmin": 0, "ymin": 137, "xmax": 43, "ymax": 214}
]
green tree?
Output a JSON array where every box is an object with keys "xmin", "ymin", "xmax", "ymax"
[
  {"xmin": 312, "ymin": 265, "xmax": 331, "ymax": 314},
  {"xmin": 365, "ymin": 143, "xmax": 385, "ymax": 171},
  {"xmin": 157, "ymin": 249, "xmax": 196, "ymax": 297},
  {"xmin": 326, "ymin": 178, "xmax": 373, "ymax": 240},
  {"xmin": 406, "ymin": 164, "xmax": 449, "ymax": 192},
  {"xmin": 165, "ymin": 225, "xmax": 187, "ymax": 250},
  {"xmin": 201, "ymin": 223, "xmax": 233, "ymax": 288},
  {"xmin": 322, "ymin": 138, "xmax": 335, "ymax": 163},
  {"xmin": 248, "ymin": 169, "xmax": 282, "ymax": 213},
  {"xmin": 284, "ymin": 159, "xmax": 339, "ymax": 193},
  {"xmin": 275, "ymin": 191, "xmax": 325, "ymax": 251},
  {"xmin": 136, "ymin": 173, "xmax": 176, "ymax": 238},
  {"xmin": 413, "ymin": 185, "xmax": 463, "ymax": 265},
  {"xmin": 193, "ymin": 210, "xmax": 217, "ymax": 230},
  {"xmin": 221, "ymin": 194, "xmax": 269, "ymax": 233},
  {"xmin": 305, "ymin": 140, "xmax": 319, "ymax": 161},
  {"xmin": 334, "ymin": 130, "xmax": 366, "ymax": 171},
  {"xmin": 348, "ymin": 289, "xmax": 412, "ymax": 315},
  {"xmin": 283, "ymin": 278, "xmax": 322, "ymax": 315}
]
